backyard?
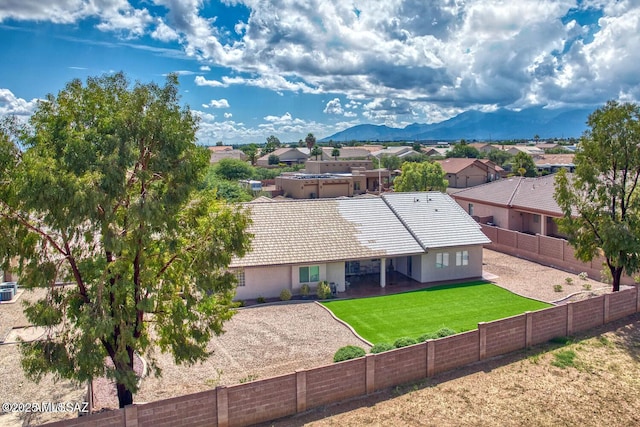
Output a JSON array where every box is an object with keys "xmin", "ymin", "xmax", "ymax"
[{"xmin": 321, "ymin": 281, "xmax": 551, "ymax": 343}]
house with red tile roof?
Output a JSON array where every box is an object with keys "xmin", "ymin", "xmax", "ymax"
[{"xmin": 450, "ymin": 174, "xmax": 566, "ymax": 237}]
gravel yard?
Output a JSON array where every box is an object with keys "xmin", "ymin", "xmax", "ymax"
[{"xmin": 0, "ymin": 249, "xmax": 617, "ymax": 426}]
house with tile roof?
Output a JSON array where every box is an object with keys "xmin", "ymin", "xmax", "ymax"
[
  {"xmin": 450, "ymin": 174, "xmax": 566, "ymax": 237},
  {"xmin": 533, "ymin": 154, "xmax": 575, "ymax": 174},
  {"xmin": 437, "ymin": 158, "xmax": 503, "ymax": 188},
  {"xmin": 320, "ymin": 146, "xmax": 380, "ymax": 160},
  {"xmin": 207, "ymin": 146, "xmax": 248, "ymax": 164},
  {"xmin": 230, "ymin": 192, "xmax": 490, "ymax": 300},
  {"xmin": 256, "ymin": 147, "xmax": 310, "ymax": 166}
]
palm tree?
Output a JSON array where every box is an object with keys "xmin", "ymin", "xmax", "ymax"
[
  {"xmin": 331, "ymin": 147, "xmax": 340, "ymax": 160},
  {"xmin": 305, "ymin": 133, "xmax": 316, "ymax": 151},
  {"xmin": 311, "ymin": 145, "xmax": 322, "ymax": 160}
]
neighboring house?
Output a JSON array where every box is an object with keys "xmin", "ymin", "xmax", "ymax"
[
  {"xmin": 230, "ymin": 192, "xmax": 490, "ymax": 300},
  {"xmin": 424, "ymin": 147, "xmax": 450, "ymax": 157},
  {"xmin": 534, "ymin": 154, "xmax": 575, "ymax": 174},
  {"xmin": 208, "ymin": 146, "xmax": 248, "ymax": 164},
  {"xmin": 371, "ymin": 146, "xmax": 417, "ymax": 159},
  {"xmin": 468, "ymin": 143, "xmax": 495, "ymax": 154},
  {"xmin": 534, "ymin": 143, "xmax": 560, "ymax": 152},
  {"xmin": 437, "ymin": 158, "xmax": 502, "ymax": 188},
  {"xmin": 275, "ymin": 160, "xmax": 394, "ymax": 199},
  {"xmin": 506, "ymin": 145, "xmax": 545, "ymax": 156},
  {"xmin": 256, "ymin": 147, "xmax": 309, "ymax": 166},
  {"xmin": 451, "ymin": 174, "xmax": 566, "ymax": 237},
  {"xmin": 320, "ymin": 146, "xmax": 380, "ymax": 160}
]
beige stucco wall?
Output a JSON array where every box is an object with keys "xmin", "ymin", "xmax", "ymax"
[
  {"xmin": 326, "ymin": 262, "xmax": 346, "ymax": 292},
  {"xmin": 291, "ymin": 263, "xmax": 328, "ymax": 294},
  {"xmin": 418, "ymin": 245, "xmax": 484, "ymax": 283},
  {"xmin": 455, "ymin": 200, "xmax": 510, "ymax": 228},
  {"xmin": 236, "ymin": 265, "xmax": 291, "ymax": 300},
  {"xmin": 305, "ymin": 160, "xmax": 372, "ymax": 174}
]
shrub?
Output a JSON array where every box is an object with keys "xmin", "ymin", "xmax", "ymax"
[
  {"xmin": 316, "ymin": 281, "xmax": 332, "ymax": 299},
  {"xmin": 279, "ymin": 288, "xmax": 292, "ymax": 301},
  {"xmin": 235, "ymin": 300, "xmax": 245, "ymax": 308},
  {"xmin": 333, "ymin": 345, "xmax": 366, "ymax": 362},
  {"xmin": 565, "ymin": 277, "xmax": 574, "ymax": 285},
  {"xmin": 551, "ymin": 349, "xmax": 577, "ymax": 369},
  {"xmin": 300, "ymin": 283, "xmax": 310, "ymax": 297},
  {"xmin": 434, "ymin": 327, "xmax": 457, "ymax": 338},
  {"xmin": 370, "ymin": 342, "xmax": 395, "ymax": 354},
  {"xmin": 416, "ymin": 333, "xmax": 436, "ymax": 342},
  {"xmin": 583, "ymin": 283, "xmax": 592, "ymax": 291},
  {"xmin": 553, "ymin": 284, "xmax": 563, "ymax": 292},
  {"xmin": 578, "ymin": 272, "xmax": 588, "ymax": 280},
  {"xmin": 394, "ymin": 337, "xmax": 417, "ymax": 348},
  {"xmin": 256, "ymin": 296, "xmax": 266, "ymax": 304}
]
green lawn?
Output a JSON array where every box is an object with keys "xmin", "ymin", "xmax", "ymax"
[{"xmin": 321, "ymin": 281, "xmax": 551, "ymax": 344}]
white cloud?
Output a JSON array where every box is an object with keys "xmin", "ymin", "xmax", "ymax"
[
  {"xmin": 151, "ymin": 18, "xmax": 180, "ymax": 42},
  {"xmin": 194, "ymin": 75, "xmax": 224, "ymax": 87},
  {"xmin": 200, "ymin": 65, "xmax": 211, "ymax": 71},
  {"xmin": 224, "ymin": 112, "xmax": 233, "ymax": 118},
  {"xmin": 323, "ymin": 98, "xmax": 344, "ymax": 115},
  {"xmin": 203, "ymin": 99, "xmax": 230, "ymax": 108},
  {"xmin": 0, "ymin": 88, "xmax": 40, "ymax": 116}
]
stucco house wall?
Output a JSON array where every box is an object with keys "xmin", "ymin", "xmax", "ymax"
[
  {"xmin": 418, "ymin": 245, "xmax": 483, "ymax": 283},
  {"xmin": 236, "ymin": 265, "xmax": 291, "ymax": 300}
]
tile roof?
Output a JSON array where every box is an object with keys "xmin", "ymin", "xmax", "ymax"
[
  {"xmin": 382, "ymin": 192, "xmax": 491, "ymax": 249},
  {"xmin": 452, "ymin": 174, "xmax": 564, "ymax": 216},
  {"xmin": 437, "ymin": 158, "xmax": 486, "ymax": 174},
  {"xmin": 232, "ymin": 192, "xmax": 489, "ymax": 268},
  {"xmin": 533, "ymin": 154, "xmax": 575, "ymax": 166}
]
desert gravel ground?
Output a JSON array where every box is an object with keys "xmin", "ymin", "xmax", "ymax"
[{"xmin": 0, "ymin": 250, "xmax": 623, "ymax": 426}]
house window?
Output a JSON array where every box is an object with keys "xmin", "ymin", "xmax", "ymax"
[
  {"xmin": 354, "ymin": 181, "xmax": 361, "ymax": 191},
  {"xmin": 533, "ymin": 214, "xmax": 540, "ymax": 223},
  {"xmin": 436, "ymin": 253, "xmax": 449, "ymax": 268},
  {"xmin": 468, "ymin": 203, "xmax": 474, "ymax": 216},
  {"xmin": 234, "ymin": 269, "xmax": 245, "ymax": 287},
  {"xmin": 456, "ymin": 250, "xmax": 469, "ymax": 266},
  {"xmin": 299, "ymin": 265, "xmax": 320, "ymax": 283}
]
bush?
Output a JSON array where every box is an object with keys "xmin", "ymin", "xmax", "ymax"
[
  {"xmin": 417, "ymin": 333, "xmax": 436, "ymax": 342},
  {"xmin": 583, "ymin": 283, "xmax": 592, "ymax": 291},
  {"xmin": 316, "ymin": 281, "xmax": 332, "ymax": 299},
  {"xmin": 394, "ymin": 337, "xmax": 417, "ymax": 348},
  {"xmin": 279, "ymin": 289, "xmax": 292, "ymax": 301},
  {"xmin": 565, "ymin": 277, "xmax": 574, "ymax": 285},
  {"xmin": 434, "ymin": 327, "xmax": 457, "ymax": 338},
  {"xmin": 300, "ymin": 283, "xmax": 310, "ymax": 297},
  {"xmin": 578, "ymin": 272, "xmax": 589, "ymax": 280},
  {"xmin": 370, "ymin": 342, "xmax": 395, "ymax": 354},
  {"xmin": 256, "ymin": 296, "xmax": 266, "ymax": 304},
  {"xmin": 553, "ymin": 284, "xmax": 563, "ymax": 292},
  {"xmin": 333, "ymin": 345, "xmax": 366, "ymax": 362}
]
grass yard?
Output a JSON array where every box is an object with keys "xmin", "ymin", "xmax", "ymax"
[{"xmin": 321, "ymin": 281, "xmax": 551, "ymax": 344}]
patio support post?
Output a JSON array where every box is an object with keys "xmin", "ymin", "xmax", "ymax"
[{"xmin": 380, "ymin": 257, "xmax": 386, "ymax": 288}]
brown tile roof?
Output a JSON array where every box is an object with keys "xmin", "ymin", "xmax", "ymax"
[
  {"xmin": 452, "ymin": 174, "xmax": 563, "ymax": 216},
  {"xmin": 437, "ymin": 158, "xmax": 486, "ymax": 174},
  {"xmin": 533, "ymin": 154, "xmax": 575, "ymax": 166},
  {"xmin": 208, "ymin": 146, "xmax": 234, "ymax": 152}
]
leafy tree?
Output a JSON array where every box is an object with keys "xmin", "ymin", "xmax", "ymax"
[
  {"xmin": 268, "ymin": 154, "xmax": 280, "ymax": 165},
  {"xmin": 305, "ymin": 133, "xmax": 316, "ymax": 151},
  {"xmin": 240, "ymin": 143, "xmax": 259, "ymax": 165},
  {"xmin": 511, "ymin": 151, "xmax": 537, "ymax": 177},
  {"xmin": 487, "ymin": 149, "xmax": 513, "ymax": 166},
  {"xmin": 331, "ymin": 147, "xmax": 341, "ymax": 160},
  {"xmin": 412, "ymin": 142, "xmax": 422, "ymax": 152},
  {"xmin": 393, "ymin": 161, "xmax": 447, "ymax": 192},
  {"xmin": 0, "ymin": 72, "xmax": 252, "ymax": 408},
  {"xmin": 311, "ymin": 145, "xmax": 322, "ymax": 160},
  {"xmin": 446, "ymin": 142, "xmax": 481, "ymax": 158},
  {"xmin": 213, "ymin": 158, "xmax": 254, "ymax": 181},
  {"xmin": 554, "ymin": 100, "xmax": 640, "ymax": 292},
  {"xmin": 202, "ymin": 172, "xmax": 254, "ymax": 202},
  {"xmin": 545, "ymin": 146, "xmax": 574, "ymax": 154},
  {"xmin": 262, "ymin": 135, "xmax": 281, "ymax": 155},
  {"xmin": 380, "ymin": 154, "xmax": 402, "ymax": 171}
]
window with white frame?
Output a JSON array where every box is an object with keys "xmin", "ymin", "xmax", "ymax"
[
  {"xmin": 456, "ymin": 250, "xmax": 469, "ymax": 266},
  {"xmin": 234, "ymin": 269, "xmax": 245, "ymax": 287},
  {"xmin": 299, "ymin": 265, "xmax": 320, "ymax": 283},
  {"xmin": 436, "ymin": 252, "xmax": 449, "ymax": 268}
]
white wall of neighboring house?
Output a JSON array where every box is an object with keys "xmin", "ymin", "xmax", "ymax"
[{"xmin": 290, "ymin": 263, "xmax": 328, "ymax": 294}]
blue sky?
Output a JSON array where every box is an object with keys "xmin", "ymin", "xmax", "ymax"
[{"xmin": 1, "ymin": 0, "xmax": 639, "ymax": 145}]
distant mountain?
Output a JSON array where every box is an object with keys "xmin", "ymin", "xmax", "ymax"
[{"xmin": 321, "ymin": 107, "xmax": 594, "ymax": 142}]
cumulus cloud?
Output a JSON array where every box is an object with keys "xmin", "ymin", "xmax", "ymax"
[
  {"xmin": 203, "ymin": 99, "xmax": 230, "ymax": 108},
  {"xmin": 0, "ymin": 88, "xmax": 40, "ymax": 116},
  {"xmin": 323, "ymin": 98, "xmax": 344, "ymax": 115}
]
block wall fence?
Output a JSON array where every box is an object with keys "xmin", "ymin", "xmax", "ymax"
[
  {"xmin": 480, "ymin": 224, "xmax": 637, "ymax": 286},
  {"xmin": 44, "ymin": 287, "xmax": 640, "ymax": 427}
]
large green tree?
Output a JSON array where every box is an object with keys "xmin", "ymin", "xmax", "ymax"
[
  {"xmin": 554, "ymin": 100, "xmax": 640, "ymax": 292},
  {"xmin": 393, "ymin": 161, "xmax": 448, "ymax": 192},
  {"xmin": 446, "ymin": 142, "xmax": 481, "ymax": 158},
  {"xmin": 213, "ymin": 158, "xmax": 254, "ymax": 181},
  {"xmin": 0, "ymin": 73, "xmax": 252, "ymax": 408},
  {"xmin": 511, "ymin": 151, "xmax": 537, "ymax": 177}
]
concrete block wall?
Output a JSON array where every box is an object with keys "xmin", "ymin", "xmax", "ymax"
[{"xmin": 44, "ymin": 288, "xmax": 639, "ymax": 427}]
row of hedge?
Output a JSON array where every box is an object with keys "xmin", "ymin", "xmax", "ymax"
[{"xmin": 334, "ymin": 327, "xmax": 457, "ymax": 362}]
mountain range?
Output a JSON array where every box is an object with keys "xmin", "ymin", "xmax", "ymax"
[{"xmin": 321, "ymin": 107, "xmax": 594, "ymax": 142}]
